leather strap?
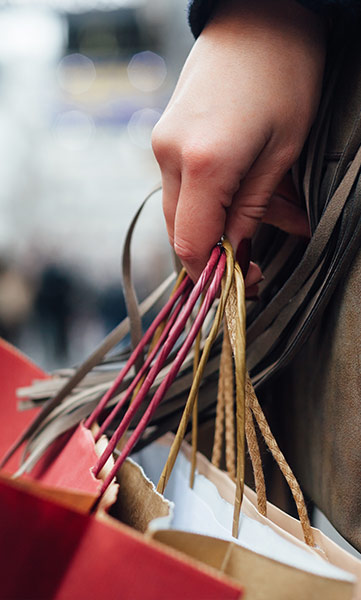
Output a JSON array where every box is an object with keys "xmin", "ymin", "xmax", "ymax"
[
  {"xmin": 245, "ymin": 26, "xmax": 361, "ymax": 386},
  {"xmin": 122, "ymin": 185, "xmax": 162, "ymax": 371}
]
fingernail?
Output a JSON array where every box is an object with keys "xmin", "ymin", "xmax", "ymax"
[{"xmin": 235, "ymin": 239, "xmax": 251, "ymax": 278}]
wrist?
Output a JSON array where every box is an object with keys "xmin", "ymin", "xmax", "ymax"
[{"xmin": 207, "ymin": 0, "xmax": 326, "ymax": 43}]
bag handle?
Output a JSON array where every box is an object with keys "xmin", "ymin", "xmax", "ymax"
[
  {"xmin": 155, "ymin": 241, "xmax": 314, "ymax": 546},
  {"xmin": 244, "ymin": 374, "xmax": 314, "ymax": 547},
  {"xmin": 0, "ymin": 186, "xmax": 170, "ymax": 471},
  {"xmin": 211, "ymin": 317, "xmax": 315, "ymax": 546},
  {"xmin": 93, "ymin": 245, "xmax": 227, "ymax": 497}
]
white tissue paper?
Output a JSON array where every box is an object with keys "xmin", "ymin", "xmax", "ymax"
[{"xmin": 131, "ymin": 441, "xmax": 355, "ymax": 584}]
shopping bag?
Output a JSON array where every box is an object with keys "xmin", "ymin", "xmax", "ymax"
[
  {"xmin": 127, "ymin": 435, "xmax": 360, "ymax": 600},
  {"xmin": 0, "ymin": 337, "xmax": 117, "ymax": 512},
  {"xmin": 0, "ymin": 473, "xmax": 243, "ymax": 600},
  {"xmin": 0, "ymin": 260, "xmax": 245, "ymax": 600},
  {"xmin": 0, "ymin": 236, "xmax": 358, "ymax": 600},
  {"xmin": 0, "ymin": 338, "xmax": 47, "ymax": 474}
]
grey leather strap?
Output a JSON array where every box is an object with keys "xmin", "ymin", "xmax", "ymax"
[
  {"xmin": 0, "ymin": 186, "xmax": 169, "ymax": 468},
  {"xmin": 122, "ymin": 185, "xmax": 162, "ymax": 372},
  {"xmin": 246, "ymin": 26, "xmax": 361, "ymax": 387}
]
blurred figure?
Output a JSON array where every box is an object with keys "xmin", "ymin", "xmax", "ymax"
[
  {"xmin": 97, "ymin": 284, "xmax": 126, "ymax": 334},
  {"xmin": 0, "ymin": 259, "xmax": 33, "ymax": 344},
  {"xmin": 33, "ymin": 264, "xmax": 73, "ymax": 363}
]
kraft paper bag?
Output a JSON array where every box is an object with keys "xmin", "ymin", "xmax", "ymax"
[{"xmin": 127, "ymin": 435, "xmax": 360, "ymax": 600}]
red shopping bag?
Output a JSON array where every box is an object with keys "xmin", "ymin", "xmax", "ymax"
[
  {"xmin": 0, "ymin": 339, "xmax": 104, "ymax": 502},
  {"xmin": 0, "ymin": 339, "xmax": 243, "ymax": 599},
  {"xmin": 0, "ymin": 245, "xmax": 229, "ymax": 507},
  {"xmin": 0, "ymin": 474, "xmax": 242, "ymax": 600},
  {"xmin": 0, "ymin": 338, "xmax": 47, "ymax": 474}
]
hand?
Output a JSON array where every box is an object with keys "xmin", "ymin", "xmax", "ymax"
[{"xmin": 152, "ymin": 0, "xmax": 325, "ymax": 288}]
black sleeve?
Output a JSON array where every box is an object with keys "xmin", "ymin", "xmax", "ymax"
[{"xmin": 188, "ymin": 0, "xmax": 360, "ymax": 38}]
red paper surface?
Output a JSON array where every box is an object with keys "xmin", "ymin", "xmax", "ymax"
[
  {"xmin": 30, "ymin": 423, "xmax": 102, "ymax": 496},
  {"xmin": 0, "ymin": 477, "xmax": 243, "ymax": 600},
  {"xmin": 0, "ymin": 339, "xmax": 101, "ymax": 496},
  {"xmin": 0, "ymin": 340, "xmax": 244, "ymax": 598},
  {"xmin": 0, "ymin": 338, "xmax": 48, "ymax": 473}
]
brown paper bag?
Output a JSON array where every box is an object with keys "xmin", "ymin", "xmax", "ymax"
[{"xmin": 124, "ymin": 434, "xmax": 360, "ymax": 600}]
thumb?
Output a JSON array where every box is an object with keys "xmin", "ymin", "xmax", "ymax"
[
  {"xmin": 263, "ymin": 193, "xmax": 310, "ymax": 237},
  {"xmin": 263, "ymin": 173, "xmax": 310, "ymax": 237}
]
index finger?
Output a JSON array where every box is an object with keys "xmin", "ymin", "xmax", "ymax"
[{"xmin": 173, "ymin": 171, "xmax": 229, "ymax": 282}]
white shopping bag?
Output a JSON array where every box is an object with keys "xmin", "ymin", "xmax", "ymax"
[{"xmin": 125, "ymin": 435, "xmax": 361, "ymax": 600}]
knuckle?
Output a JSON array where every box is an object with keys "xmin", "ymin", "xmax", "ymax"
[
  {"xmin": 151, "ymin": 124, "xmax": 172, "ymax": 163},
  {"xmin": 181, "ymin": 143, "xmax": 219, "ymax": 178},
  {"xmin": 271, "ymin": 136, "xmax": 303, "ymax": 171},
  {"xmin": 278, "ymin": 145, "xmax": 300, "ymax": 169},
  {"xmin": 236, "ymin": 202, "xmax": 268, "ymax": 222}
]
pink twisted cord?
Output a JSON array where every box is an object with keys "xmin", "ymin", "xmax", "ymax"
[
  {"xmin": 96, "ymin": 249, "xmax": 226, "ymax": 495},
  {"xmin": 85, "ymin": 275, "xmax": 191, "ymax": 429},
  {"xmin": 93, "ymin": 246, "xmax": 222, "ymax": 477},
  {"xmin": 94, "ymin": 282, "xmax": 192, "ymax": 442}
]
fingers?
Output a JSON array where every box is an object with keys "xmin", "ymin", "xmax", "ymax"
[
  {"xmin": 166, "ymin": 133, "xmax": 270, "ymax": 282},
  {"xmin": 157, "ymin": 139, "xmax": 302, "ymax": 284},
  {"xmin": 172, "ymin": 170, "xmax": 228, "ymax": 282},
  {"xmin": 263, "ymin": 194, "xmax": 310, "ymax": 237},
  {"xmin": 245, "ymin": 261, "xmax": 263, "ymax": 289},
  {"xmin": 157, "ymin": 132, "xmax": 307, "ymax": 288},
  {"xmin": 153, "ymin": 131, "xmax": 229, "ymax": 281},
  {"xmin": 161, "ymin": 171, "xmax": 181, "ymax": 246},
  {"xmin": 224, "ymin": 149, "xmax": 292, "ymax": 249}
]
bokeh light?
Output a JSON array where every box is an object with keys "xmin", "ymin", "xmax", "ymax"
[
  {"xmin": 57, "ymin": 53, "xmax": 96, "ymax": 94},
  {"xmin": 52, "ymin": 109, "xmax": 95, "ymax": 150},
  {"xmin": 127, "ymin": 51, "xmax": 167, "ymax": 93},
  {"xmin": 127, "ymin": 108, "xmax": 161, "ymax": 149}
]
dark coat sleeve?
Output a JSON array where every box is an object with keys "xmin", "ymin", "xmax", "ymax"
[{"xmin": 188, "ymin": 0, "xmax": 360, "ymax": 38}]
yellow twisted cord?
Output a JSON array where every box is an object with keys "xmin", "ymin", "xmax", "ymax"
[
  {"xmin": 222, "ymin": 325, "xmax": 236, "ymax": 480},
  {"xmin": 245, "ymin": 401, "xmax": 267, "ymax": 516},
  {"xmin": 157, "ymin": 242, "xmax": 234, "ymax": 495},
  {"xmin": 211, "ymin": 322, "xmax": 227, "ymax": 469},
  {"xmin": 225, "ymin": 262, "xmax": 246, "ymax": 538},
  {"xmin": 246, "ymin": 372, "xmax": 315, "ymax": 547},
  {"xmin": 190, "ymin": 323, "xmax": 202, "ymax": 488}
]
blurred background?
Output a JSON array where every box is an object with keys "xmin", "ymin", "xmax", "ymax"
[
  {"xmin": 0, "ymin": 0, "xmax": 193, "ymax": 370},
  {"xmin": 1, "ymin": 0, "xmax": 360, "ymax": 559}
]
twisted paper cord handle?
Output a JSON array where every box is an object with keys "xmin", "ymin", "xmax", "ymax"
[
  {"xmin": 189, "ymin": 320, "xmax": 202, "ymax": 489},
  {"xmin": 85, "ymin": 269, "xmax": 190, "ymax": 430},
  {"xmin": 156, "ymin": 241, "xmax": 235, "ymax": 495},
  {"xmin": 96, "ymin": 247, "xmax": 227, "ymax": 492},
  {"xmin": 212, "ymin": 319, "xmax": 267, "ymax": 514},
  {"xmin": 245, "ymin": 373, "xmax": 315, "ymax": 547},
  {"xmin": 210, "ymin": 248, "xmax": 314, "ymax": 546},
  {"xmin": 245, "ymin": 403, "xmax": 267, "ymax": 517},
  {"xmin": 211, "ymin": 323, "xmax": 237, "ymax": 482},
  {"xmin": 223, "ymin": 262, "xmax": 246, "ymax": 538},
  {"xmin": 223, "ymin": 326, "xmax": 236, "ymax": 482},
  {"xmin": 211, "ymin": 322, "xmax": 227, "ymax": 470}
]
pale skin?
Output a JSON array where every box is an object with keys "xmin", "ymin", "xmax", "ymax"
[{"xmin": 152, "ymin": 0, "xmax": 326, "ymax": 293}]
